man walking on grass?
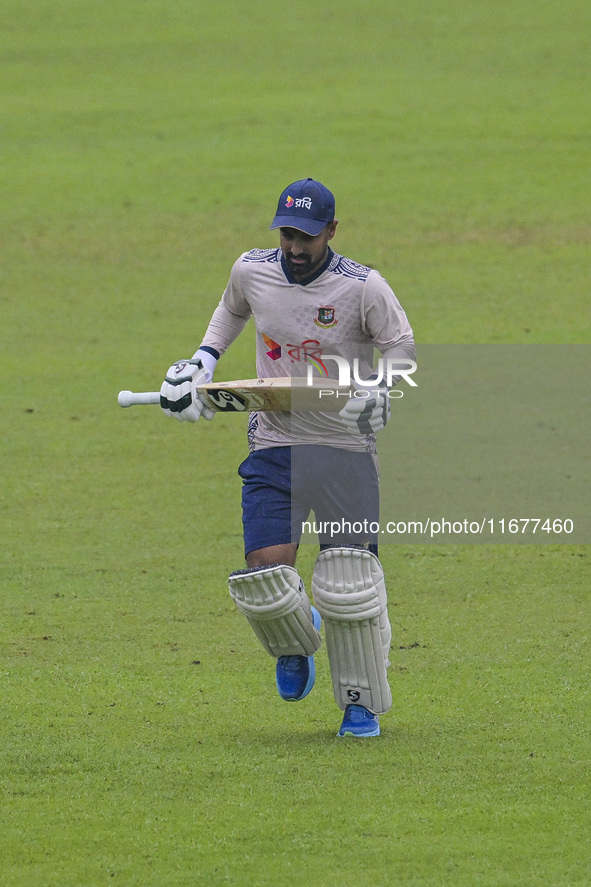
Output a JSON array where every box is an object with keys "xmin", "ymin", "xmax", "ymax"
[{"xmin": 160, "ymin": 178, "xmax": 415, "ymax": 737}]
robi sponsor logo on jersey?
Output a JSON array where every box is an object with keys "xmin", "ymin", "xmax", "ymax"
[
  {"xmin": 314, "ymin": 306, "xmax": 338, "ymax": 329},
  {"xmin": 285, "ymin": 195, "xmax": 294, "ymax": 208},
  {"xmin": 262, "ymin": 333, "xmax": 282, "ymax": 360}
]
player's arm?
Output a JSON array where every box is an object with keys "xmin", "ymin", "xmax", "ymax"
[
  {"xmin": 362, "ymin": 270, "xmax": 416, "ymax": 367},
  {"xmin": 160, "ymin": 256, "xmax": 252, "ymax": 422},
  {"xmin": 339, "ymin": 272, "xmax": 416, "ymax": 434}
]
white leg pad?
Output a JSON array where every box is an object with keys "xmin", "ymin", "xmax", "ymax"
[
  {"xmin": 311, "ymin": 547, "xmax": 392, "ymax": 714},
  {"xmin": 228, "ymin": 564, "xmax": 322, "ymax": 658}
]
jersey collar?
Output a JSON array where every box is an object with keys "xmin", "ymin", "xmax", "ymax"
[{"xmin": 280, "ymin": 248, "xmax": 334, "ymax": 286}]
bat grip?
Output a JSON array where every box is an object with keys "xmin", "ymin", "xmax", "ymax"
[{"xmin": 118, "ymin": 390, "xmax": 161, "ymax": 407}]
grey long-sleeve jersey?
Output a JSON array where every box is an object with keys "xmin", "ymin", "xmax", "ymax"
[{"xmin": 200, "ymin": 247, "xmax": 415, "ymax": 452}]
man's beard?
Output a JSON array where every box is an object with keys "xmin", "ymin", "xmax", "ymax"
[{"xmin": 286, "ymin": 253, "xmax": 313, "ymax": 276}]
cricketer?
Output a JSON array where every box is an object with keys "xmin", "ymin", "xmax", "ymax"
[{"xmin": 160, "ymin": 178, "xmax": 416, "ymax": 737}]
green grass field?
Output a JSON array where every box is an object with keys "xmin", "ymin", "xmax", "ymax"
[{"xmin": 1, "ymin": 1, "xmax": 589, "ymax": 884}]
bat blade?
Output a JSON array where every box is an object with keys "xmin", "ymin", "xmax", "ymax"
[{"xmin": 198, "ymin": 377, "xmax": 348, "ymax": 412}]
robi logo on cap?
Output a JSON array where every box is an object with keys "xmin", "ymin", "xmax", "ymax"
[{"xmin": 270, "ymin": 178, "xmax": 335, "ymax": 236}]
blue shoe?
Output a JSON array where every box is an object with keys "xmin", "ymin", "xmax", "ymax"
[
  {"xmin": 276, "ymin": 607, "xmax": 321, "ymax": 702},
  {"xmin": 337, "ymin": 704, "xmax": 380, "ymax": 737}
]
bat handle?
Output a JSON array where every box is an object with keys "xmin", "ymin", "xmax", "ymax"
[{"xmin": 118, "ymin": 390, "xmax": 161, "ymax": 407}]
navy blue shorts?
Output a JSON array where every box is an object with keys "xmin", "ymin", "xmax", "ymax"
[{"xmin": 238, "ymin": 445, "xmax": 379, "ymax": 557}]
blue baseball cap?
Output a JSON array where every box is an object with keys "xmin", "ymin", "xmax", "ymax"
[{"xmin": 270, "ymin": 178, "xmax": 336, "ymax": 236}]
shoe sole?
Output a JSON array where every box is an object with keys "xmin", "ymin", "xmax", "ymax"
[{"xmin": 337, "ymin": 726, "xmax": 381, "ymax": 738}]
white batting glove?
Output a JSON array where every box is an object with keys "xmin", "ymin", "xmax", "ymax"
[
  {"xmin": 339, "ymin": 381, "xmax": 391, "ymax": 434},
  {"xmin": 160, "ymin": 356, "xmax": 215, "ymax": 422}
]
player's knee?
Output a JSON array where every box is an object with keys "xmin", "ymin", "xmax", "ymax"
[{"xmin": 245, "ymin": 543, "xmax": 298, "ymax": 569}]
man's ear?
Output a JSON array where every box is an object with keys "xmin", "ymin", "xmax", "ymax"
[{"xmin": 327, "ymin": 219, "xmax": 338, "ymax": 240}]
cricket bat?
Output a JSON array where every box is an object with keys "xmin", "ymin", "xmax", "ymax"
[{"xmin": 117, "ymin": 377, "xmax": 351, "ymax": 412}]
